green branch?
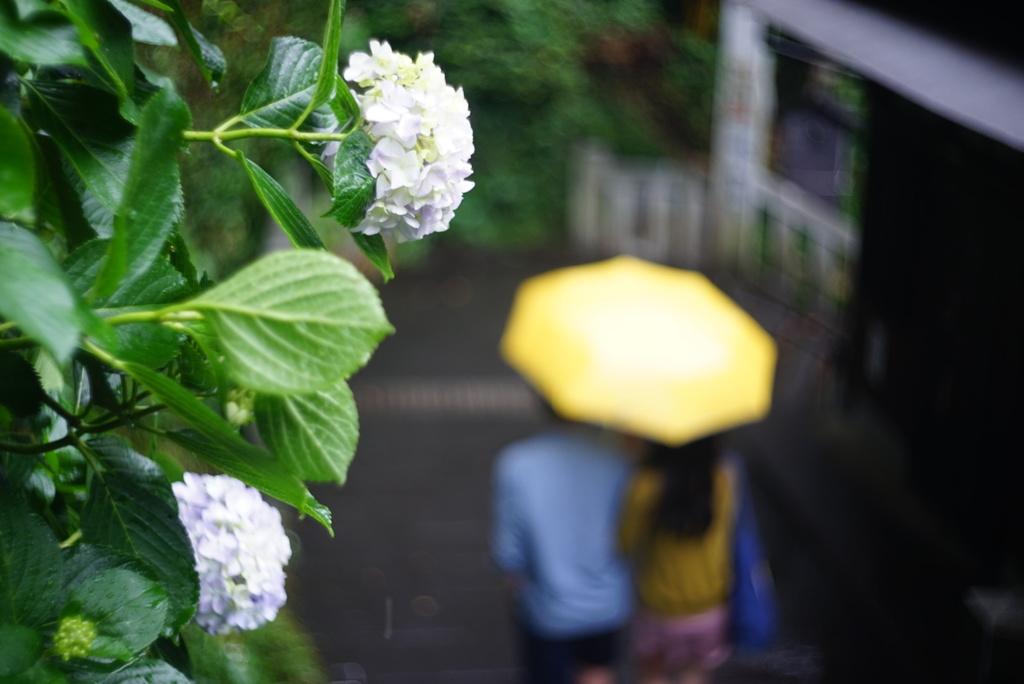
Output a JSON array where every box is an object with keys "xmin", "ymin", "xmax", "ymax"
[
  {"xmin": 0, "ymin": 435, "xmax": 75, "ymax": 455},
  {"xmin": 82, "ymin": 404, "xmax": 166, "ymax": 435},
  {"xmin": 41, "ymin": 394, "xmax": 83, "ymax": 428},
  {"xmin": 82, "ymin": 339, "xmax": 121, "ymax": 370},
  {"xmin": 184, "ymin": 127, "xmax": 350, "ymax": 144},
  {"xmin": 59, "ymin": 529, "xmax": 82, "ymax": 549},
  {"xmin": 0, "ymin": 336, "xmax": 36, "ymax": 351}
]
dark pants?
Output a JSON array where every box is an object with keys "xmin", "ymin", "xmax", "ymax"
[{"xmin": 518, "ymin": 621, "xmax": 622, "ymax": 684}]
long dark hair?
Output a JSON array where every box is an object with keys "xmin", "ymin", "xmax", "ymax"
[{"xmin": 647, "ymin": 435, "xmax": 719, "ymax": 538}]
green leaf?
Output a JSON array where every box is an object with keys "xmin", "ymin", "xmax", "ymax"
[
  {"xmin": 1, "ymin": 659, "xmax": 66, "ymax": 683},
  {"xmin": 25, "ymin": 464, "xmax": 55, "ymax": 505},
  {"xmin": 150, "ymin": 637, "xmax": 190, "ymax": 680},
  {"xmin": 61, "ymin": 543, "xmax": 160, "ymax": 599},
  {"xmin": 237, "ymin": 153, "xmax": 324, "ymax": 249},
  {"xmin": 60, "ymin": 545, "xmax": 168, "ymax": 645},
  {"xmin": 325, "ymin": 129, "xmax": 374, "ymax": 228},
  {"xmin": 0, "ymin": 624, "xmax": 42, "ymax": 678},
  {"xmin": 62, "ymin": 567, "xmax": 167, "ymax": 657},
  {"xmin": 79, "ymin": 437, "xmax": 198, "ymax": 635},
  {"xmin": 35, "ymin": 136, "xmax": 97, "ymax": 251},
  {"xmin": 0, "ymin": 351, "xmax": 46, "ymax": 418},
  {"xmin": 0, "ymin": 2, "xmax": 86, "ymax": 65},
  {"xmin": 81, "ymin": 185, "xmax": 115, "ymax": 237},
  {"xmin": 255, "ymin": 378, "xmax": 358, "ymax": 484},
  {"xmin": 107, "ymin": 319, "xmax": 182, "ymax": 368},
  {"xmin": 77, "ymin": 354, "xmax": 122, "ymax": 414},
  {"xmin": 330, "ymin": 83, "xmax": 360, "ymax": 129},
  {"xmin": 306, "ymin": 153, "xmax": 333, "ymax": 189},
  {"xmin": 148, "ymin": 450, "xmax": 185, "ymax": 484},
  {"xmin": 172, "ymin": 320, "xmax": 228, "ymax": 391},
  {"xmin": 94, "ymin": 658, "xmax": 190, "ymax": 683},
  {"xmin": 299, "ymin": 0, "xmax": 343, "ymax": 123},
  {"xmin": 65, "ymin": 240, "xmax": 188, "ymax": 367},
  {"xmin": 0, "ymin": 490, "xmax": 63, "ymax": 628},
  {"xmin": 0, "ymin": 54, "xmax": 17, "ymax": 112},
  {"xmin": 67, "ymin": 240, "xmax": 191, "ymax": 309},
  {"xmin": 96, "ymin": 85, "xmax": 188, "ymax": 298},
  {"xmin": 184, "ymin": 249, "xmax": 393, "ymax": 394},
  {"xmin": 176, "ymin": 340, "xmax": 216, "ymax": 392},
  {"xmin": 62, "ymin": 0, "xmax": 135, "ymax": 103},
  {"xmin": 119, "ymin": 363, "xmax": 270, "ymax": 462},
  {"xmin": 26, "ymin": 80, "xmax": 134, "ymax": 214},
  {"xmin": 166, "ymin": 231, "xmax": 200, "ymax": 293},
  {"xmin": 0, "ymin": 453, "xmax": 35, "ymax": 491},
  {"xmin": 0, "ymin": 105, "xmax": 33, "ymax": 221},
  {"xmin": 352, "ymin": 232, "xmax": 394, "ymax": 282},
  {"xmin": 108, "ymin": 0, "xmax": 176, "ymax": 46},
  {"xmin": 161, "ymin": 0, "xmax": 223, "ymax": 86},
  {"xmin": 118, "ymin": 362, "xmax": 333, "ymax": 532},
  {"xmin": 131, "ymin": 0, "xmax": 173, "ymax": 12},
  {"xmin": 239, "ymin": 36, "xmax": 337, "ymax": 133},
  {"xmin": 128, "ymin": 66, "xmax": 162, "ymax": 110},
  {"xmin": 188, "ymin": 24, "xmax": 226, "ymax": 86},
  {"xmin": 166, "ymin": 429, "xmax": 332, "ymax": 533},
  {"xmin": 0, "ymin": 223, "xmax": 88, "ymax": 362}
]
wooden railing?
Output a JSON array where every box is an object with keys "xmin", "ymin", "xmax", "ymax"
[
  {"xmin": 567, "ymin": 140, "xmax": 859, "ymax": 321},
  {"xmin": 742, "ymin": 170, "xmax": 859, "ymax": 318},
  {"xmin": 568, "ymin": 141, "xmax": 708, "ymax": 269}
]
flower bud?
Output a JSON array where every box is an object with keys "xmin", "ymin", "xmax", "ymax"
[
  {"xmin": 225, "ymin": 388, "xmax": 255, "ymax": 426},
  {"xmin": 53, "ymin": 615, "xmax": 97, "ymax": 661}
]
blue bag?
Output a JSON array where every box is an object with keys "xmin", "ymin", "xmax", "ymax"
[{"xmin": 729, "ymin": 457, "xmax": 777, "ymax": 651}]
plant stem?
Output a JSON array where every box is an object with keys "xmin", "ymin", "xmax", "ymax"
[
  {"xmin": 214, "ymin": 114, "xmax": 244, "ymax": 133},
  {"xmin": 59, "ymin": 529, "xmax": 82, "ymax": 549},
  {"xmin": 83, "ymin": 404, "xmax": 165, "ymax": 435},
  {"xmin": 294, "ymin": 141, "xmax": 334, "ymax": 187},
  {"xmin": 82, "ymin": 340, "xmax": 120, "ymax": 370},
  {"xmin": 184, "ymin": 127, "xmax": 350, "ymax": 144},
  {"xmin": 0, "ymin": 336, "xmax": 36, "ymax": 351},
  {"xmin": 41, "ymin": 394, "xmax": 82, "ymax": 428},
  {"xmin": 213, "ymin": 137, "xmax": 240, "ymax": 160},
  {"xmin": 72, "ymin": 435, "xmax": 106, "ymax": 484},
  {"xmin": 0, "ymin": 435, "xmax": 75, "ymax": 455}
]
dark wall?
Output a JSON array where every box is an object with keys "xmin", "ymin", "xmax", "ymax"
[{"xmin": 851, "ymin": 84, "xmax": 1024, "ymax": 583}]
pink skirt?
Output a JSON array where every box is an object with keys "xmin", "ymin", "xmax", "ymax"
[{"xmin": 631, "ymin": 606, "xmax": 732, "ymax": 670}]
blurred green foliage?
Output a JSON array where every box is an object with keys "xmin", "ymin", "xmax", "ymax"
[
  {"xmin": 344, "ymin": 0, "xmax": 718, "ymax": 251},
  {"xmin": 184, "ymin": 608, "xmax": 328, "ymax": 683},
  {"xmin": 142, "ymin": 1, "xmax": 336, "ymax": 277},
  {"xmin": 152, "ymin": 0, "xmax": 718, "ymax": 263}
]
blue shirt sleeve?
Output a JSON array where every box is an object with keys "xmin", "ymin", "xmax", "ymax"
[{"xmin": 491, "ymin": 451, "xmax": 526, "ymax": 574}]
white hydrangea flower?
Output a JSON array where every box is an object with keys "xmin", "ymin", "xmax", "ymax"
[
  {"xmin": 172, "ymin": 473, "xmax": 292, "ymax": 635},
  {"xmin": 339, "ymin": 39, "xmax": 474, "ymax": 242}
]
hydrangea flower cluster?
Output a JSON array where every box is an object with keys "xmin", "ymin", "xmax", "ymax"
[
  {"xmin": 341, "ymin": 40, "xmax": 474, "ymax": 242},
  {"xmin": 173, "ymin": 473, "xmax": 292, "ymax": 635}
]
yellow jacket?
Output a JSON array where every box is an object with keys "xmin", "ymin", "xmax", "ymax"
[{"xmin": 618, "ymin": 464, "xmax": 735, "ymax": 616}]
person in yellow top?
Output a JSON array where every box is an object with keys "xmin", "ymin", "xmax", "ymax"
[{"xmin": 618, "ymin": 435, "xmax": 737, "ymax": 684}]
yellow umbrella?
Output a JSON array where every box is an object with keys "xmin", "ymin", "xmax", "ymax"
[{"xmin": 500, "ymin": 255, "xmax": 777, "ymax": 446}]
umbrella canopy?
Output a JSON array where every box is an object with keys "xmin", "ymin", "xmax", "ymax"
[{"xmin": 500, "ymin": 256, "xmax": 777, "ymax": 445}]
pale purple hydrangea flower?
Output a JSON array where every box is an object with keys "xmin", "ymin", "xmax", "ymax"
[
  {"xmin": 337, "ymin": 39, "xmax": 475, "ymax": 242},
  {"xmin": 173, "ymin": 473, "xmax": 292, "ymax": 635}
]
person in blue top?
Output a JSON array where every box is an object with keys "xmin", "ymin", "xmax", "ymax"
[{"xmin": 491, "ymin": 409, "xmax": 635, "ymax": 684}]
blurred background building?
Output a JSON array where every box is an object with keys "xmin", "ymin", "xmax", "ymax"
[
  {"xmin": 165, "ymin": 0, "xmax": 1024, "ymax": 680},
  {"xmin": 603, "ymin": 1, "xmax": 1024, "ymax": 679}
]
